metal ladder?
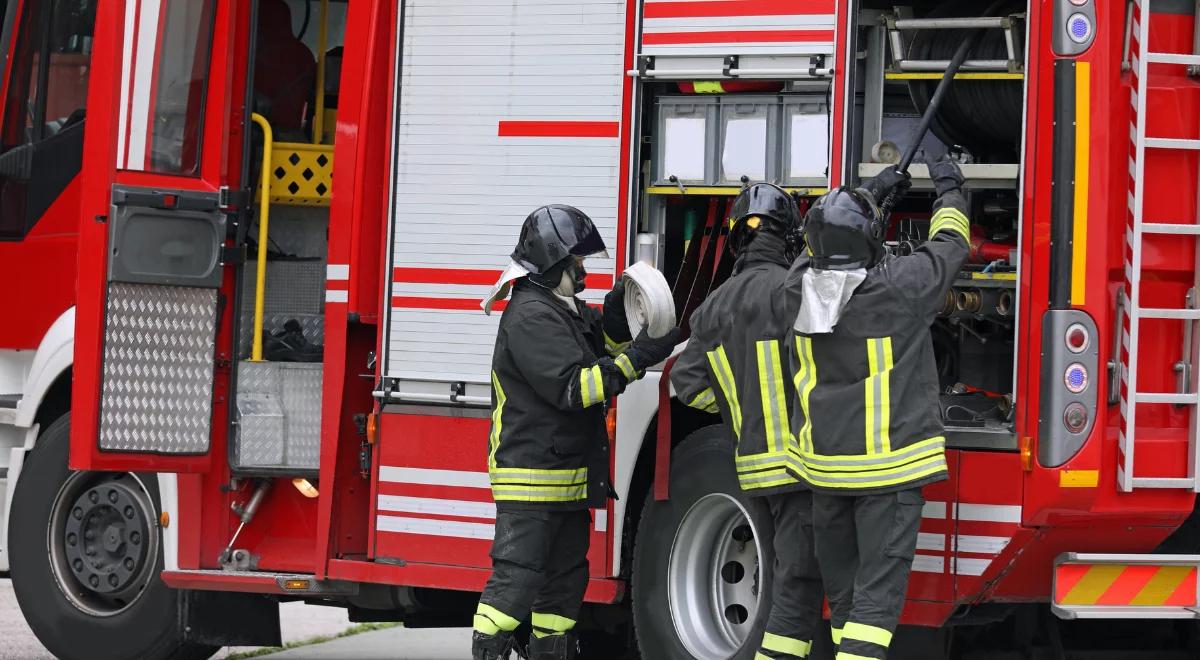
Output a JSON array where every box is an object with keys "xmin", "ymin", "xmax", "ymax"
[{"xmin": 1118, "ymin": 0, "xmax": 1200, "ymax": 492}]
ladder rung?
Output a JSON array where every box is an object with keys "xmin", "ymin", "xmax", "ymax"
[
  {"xmin": 1138, "ymin": 307, "xmax": 1200, "ymax": 320},
  {"xmin": 1145, "ymin": 52, "xmax": 1200, "ymax": 67},
  {"xmin": 1143, "ymin": 222, "xmax": 1200, "ymax": 235},
  {"xmin": 1146, "ymin": 137, "xmax": 1200, "ymax": 151},
  {"xmin": 1132, "ymin": 392, "xmax": 1197, "ymax": 405},
  {"xmin": 1131, "ymin": 477, "xmax": 1198, "ymax": 490}
]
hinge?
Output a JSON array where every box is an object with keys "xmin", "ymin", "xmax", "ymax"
[
  {"xmin": 220, "ymin": 245, "xmax": 247, "ymax": 266},
  {"xmin": 218, "ymin": 186, "xmax": 250, "ymax": 212}
]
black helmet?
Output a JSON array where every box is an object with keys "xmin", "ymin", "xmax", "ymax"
[
  {"xmin": 727, "ymin": 183, "xmax": 801, "ymax": 256},
  {"xmin": 512, "ymin": 204, "xmax": 608, "ymax": 279},
  {"xmin": 803, "ymin": 187, "xmax": 885, "ymax": 270}
]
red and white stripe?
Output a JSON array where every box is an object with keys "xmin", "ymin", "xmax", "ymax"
[
  {"xmin": 913, "ymin": 501, "xmax": 1022, "ymax": 577},
  {"xmin": 1117, "ymin": 0, "xmax": 1148, "ymax": 491},
  {"xmin": 640, "ymin": 0, "xmax": 836, "ymax": 55},
  {"xmin": 117, "ymin": 0, "xmax": 165, "ymax": 171},
  {"xmin": 326, "ymin": 264, "xmax": 349, "ymax": 304}
]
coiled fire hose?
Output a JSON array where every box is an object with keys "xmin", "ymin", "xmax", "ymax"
[{"xmin": 621, "ymin": 262, "xmax": 677, "ymax": 339}]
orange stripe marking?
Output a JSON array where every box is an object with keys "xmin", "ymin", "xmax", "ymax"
[
  {"xmin": 1165, "ymin": 569, "xmax": 1198, "ymax": 607},
  {"xmin": 1055, "ymin": 564, "xmax": 1091, "ymax": 602},
  {"xmin": 1096, "ymin": 565, "xmax": 1157, "ymax": 605}
]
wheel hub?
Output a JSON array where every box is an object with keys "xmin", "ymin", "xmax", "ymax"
[
  {"xmin": 667, "ymin": 493, "xmax": 763, "ymax": 660},
  {"xmin": 49, "ymin": 473, "xmax": 158, "ymax": 616}
]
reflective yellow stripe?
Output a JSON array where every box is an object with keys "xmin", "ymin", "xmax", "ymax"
[
  {"xmin": 605, "ymin": 331, "xmax": 630, "ymax": 356},
  {"xmin": 489, "ymin": 371, "xmax": 507, "ymax": 470},
  {"xmin": 492, "ymin": 483, "xmax": 588, "ymax": 502},
  {"xmin": 798, "ymin": 456, "xmax": 947, "ymax": 489},
  {"xmin": 929, "ymin": 207, "xmax": 969, "ymax": 240},
  {"xmin": 531, "ymin": 612, "xmax": 576, "ymax": 636},
  {"xmin": 834, "ymin": 653, "xmax": 877, "ymax": 660},
  {"xmin": 843, "ymin": 622, "xmax": 892, "ymax": 648},
  {"xmin": 491, "ymin": 466, "xmax": 587, "ymax": 485},
  {"xmin": 739, "ymin": 467, "xmax": 799, "ymax": 490},
  {"xmin": 792, "ymin": 336, "xmax": 817, "ymax": 455},
  {"xmin": 693, "ymin": 80, "xmax": 725, "ymax": 93},
  {"xmin": 831, "ymin": 627, "xmax": 843, "ymax": 645},
  {"xmin": 757, "ymin": 340, "xmax": 790, "ymax": 454},
  {"xmin": 580, "ymin": 365, "xmax": 604, "ymax": 408},
  {"xmin": 474, "ymin": 603, "xmax": 521, "ymax": 634},
  {"xmin": 801, "ymin": 437, "xmax": 944, "ymax": 472},
  {"xmin": 707, "ymin": 345, "xmax": 742, "ymax": 435},
  {"xmin": 687, "ymin": 387, "xmax": 718, "ymax": 413},
  {"xmin": 615, "ymin": 354, "xmax": 637, "ymax": 380},
  {"xmin": 1071, "ymin": 60, "xmax": 1090, "ymax": 305},
  {"xmin": 755, "ymin": 654, "xmax": 772, "ymax": 660},
  {"xmin": 864, "ymin": 338, "xmax": 893, "ymax": 455},
  {"xmin": 762, "ymin": 632, "xmax": 812, "ymax": 657}
]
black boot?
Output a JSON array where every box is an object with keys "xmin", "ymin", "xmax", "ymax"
[
  {"xmin": 527, "ymin": 633, "xmax": 578, "ymax": 660},
  {"xmin": 472, "ymin": 630, "xmax": 515, "ymax": 660}
]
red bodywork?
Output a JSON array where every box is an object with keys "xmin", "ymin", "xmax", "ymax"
[{"xmin": 62, "ymin": 0, "xmax": 1200, "ymax": 630}]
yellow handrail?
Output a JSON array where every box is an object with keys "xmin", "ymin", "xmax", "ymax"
[
  {"xmin": 313, "ymin": 0, "xmax": 329, "ymax": 144},
  {"xmin": 250, "ymin": 113, "xmax": 274, "ymax": 362}
]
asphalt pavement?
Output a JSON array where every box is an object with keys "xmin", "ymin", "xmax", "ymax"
[{"xmin": 0, "ymin": 576, "xmax": 400, "ymax": 660}]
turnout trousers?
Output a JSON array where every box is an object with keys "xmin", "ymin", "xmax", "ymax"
[
  {"xmin": 475, "ymin": 509, "xmax": 590, "ymax": 641},
  {"xmin": 812, "ymin": 488, "xmax": 924, "ymax": 660},
  {"xmin": 757, "ymin": 491, "xmax": 825, "ymax": 659}
]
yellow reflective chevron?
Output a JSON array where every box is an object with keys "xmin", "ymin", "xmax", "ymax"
[
  {"xmin": 843, "ymin": 622, "xmax": 892, "ymax": 648},
  {"xmin": 761, "ymin": 631, "xmax": 813, "ymax": 657},
  {"xmin": 929, "ymin": 207, "xmax": 969, "ymax": 241},
  {"xmin": 579, "ymin": 364, "xmax": 604, "ymax": 408},
  {"xmin": 793, "ymin": 336, "xmax": 817, "ymax": 455},
  {"xmin": 756, "ymin": 340, "xmax": 790, "ymax": 454},
  {"xmin": 707, "ymin": 345, "xmax": 743, "ymax": 435},
  {"xmin": 687, "ymin": 387, "xmax": 719, "ymax": 413},
  {"xmin": 489, "ymin": 371, "xmax": 506, "ymax": 470},
  {"xmin": 864, "ymin": 338, "xmax": 894, "ymax": 455},
  {"xmin": 474, "ymin": 603, "xmax": 521, "ymax": 634},
  {"xmin": 615, "ymin": 353, "xmax": 637, "ymax": 380}
]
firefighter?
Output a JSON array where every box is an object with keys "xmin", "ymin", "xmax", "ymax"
[
  {"xmin": 473, "ymin": 204, "xmax": 681, "ymax": 660},
  {"xmin": 785, "ymin": 159, "xmax": 970, "ymax": 659},
  {"xmin": 670, "ymin": 183, "xmax": 824, "ymax": 660}
]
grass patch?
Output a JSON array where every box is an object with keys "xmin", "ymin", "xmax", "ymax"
[{"xmin": 224, "ymin": 622, "xmax": 401, "ymax": 659}]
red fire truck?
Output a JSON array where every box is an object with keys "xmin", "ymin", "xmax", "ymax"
[{"xmin": 6, "ymin": 0, "xmax": 1200, "ymax": 658}]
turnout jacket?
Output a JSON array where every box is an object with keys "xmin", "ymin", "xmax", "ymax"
[
  {"xmin": 671, "ymin": 233, "xmax": 806, "ymax": 496},
  {"xmin": 488, "ymin": 280, "xmax": 635, "ymax": 511},
  {"xmin": 784, "ymin": 205, "xmax": 971, "ymax": 495}
]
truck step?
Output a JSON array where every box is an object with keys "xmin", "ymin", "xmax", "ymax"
[
  {"xmin": 1142, "ymin": 222, "xmax": 1200, "ymax": 235},
  {"xmin": 1054, "ymin": 553, "xmax": 1200, "ymax": 620},
  {"xmin": 1132, "ymin": 392, "xmax": 1197, "ymax": 405},
  {"xmin": 1144, "ymin": 51, "xmax": 1200, "ymax": 67}
]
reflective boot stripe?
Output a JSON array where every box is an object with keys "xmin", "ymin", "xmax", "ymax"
[
  {"xmin": 843, "ymin": 622, "xmax": 892, "ymax": 648},
  {"xmin": 756, "ymin": 339, "xmax": 790, "ymax": 454},
  {"xmin": 531, "ymin": 612, "xmax": 576, "ymax": 638},
  {"xmin": 864, "ymin": 337, "xmax": 893, "ymax": 455},
  {"xmin": 760, "ymin": 631, "xmax": 813, "ymax": 657},
  {"xmin": 474, "ymin": 602, "xmax": 521, "ymax": 634},
  {"xmin": 707, "ymin": 345, "xmax": 743, "ymax": 434}
]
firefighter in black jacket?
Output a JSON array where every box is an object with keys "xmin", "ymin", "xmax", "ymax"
[
  {"xmin": 670, "ymin": 184, "xmax": 823, "ymax": 660},
  {"xmin": 784, "ymin": 159, "xmax": 970, "ymax": 660},
  {"xmin": 472, "ymin": 205, "xmax": 681, "ymax": 660}
]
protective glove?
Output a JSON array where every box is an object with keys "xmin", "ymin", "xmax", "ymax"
[
  {"xmin": 929, "ymin": 157, "xmax": 966, "ymax": 197},
  {"xmin": 602, "ymin": 279, "xmax": 631, "ymax": 344},
  {"xmin": 624, "ymin": 326, "xmax": 682, "ymax": 373},
  {"xmin": 860, "ymin": 165, "xmax": 912, "ymax": 205}
]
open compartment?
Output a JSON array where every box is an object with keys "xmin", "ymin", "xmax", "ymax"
[{"xmin": 849, "ymin": 1, "xmax": 1029, "ymax": 448}]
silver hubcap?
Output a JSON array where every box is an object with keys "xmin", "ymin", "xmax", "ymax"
[
  {"xmin": 667, "ymin": 493, "xmax": 762, "ymax": 660},
  {"xmin": 47, "ymin": 472, "xmax": 159, "ymax": 617}
]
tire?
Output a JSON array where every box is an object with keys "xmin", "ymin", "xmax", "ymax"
[
  {"xmin": 8, "ymin": 414, "xmax": 218, "ymax": 660},
  {"xmin": 631, "ymin": 424, "xmax": 776, "ymax": 660}
]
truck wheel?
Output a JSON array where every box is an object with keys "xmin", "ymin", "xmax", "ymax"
[
  {"xmin": 631, "ymin": 424, "xmax": 775, "ymax": 660},
  {"xmin": 8, "ymin": 414, "xmax": 217, "ymax": 660}
]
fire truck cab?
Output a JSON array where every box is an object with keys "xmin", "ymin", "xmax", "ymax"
[{"xmin": 8, "ymin": 0, "xmax": 1200, "ymax": 659}]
